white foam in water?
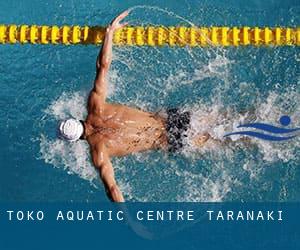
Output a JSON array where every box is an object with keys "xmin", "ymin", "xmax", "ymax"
[
  {"xmin": 46, "ymin": 92, "xmax": 87, "ymax": 120},
  {"xmin": 38, "ymin": 7, "xmax": 299, "ymax": 202},
  {"xmin": 164, "ymin": 54, "xmax": 234, "ymax": 86},
  {"xmin": 39, "ymin": 134, "xmax": 97, "ymax": 182},
  {"xmin": 183, "ymin": 90, "xmax": 300, "ymax": 161},
  {"xmin": 176, "ymin": 164, "xmax": 233, "ymax": 202},
  {"xmin": 39, "ymin": 82, "xmax": 300, "ymax": 202},
  {"xmin": 39, "ymin": 92, "xmax": 98, "ymax": 184},
  {"xmin": 39, "ymin": 86, "xmax": 300, "ymax": 202}
]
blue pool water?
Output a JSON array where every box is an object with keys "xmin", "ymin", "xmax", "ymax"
[{"xmin": 0, "ymin": 0, "xmax": 299, "ymax": 202}]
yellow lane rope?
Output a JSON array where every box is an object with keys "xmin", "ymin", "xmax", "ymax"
[{"xmin": 0, "ymin": 25, "xmax": 299, "ymax": 46}]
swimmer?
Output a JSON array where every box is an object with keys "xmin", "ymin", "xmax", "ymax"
[{"xmin": 58, "ymin": 11, "xmax": 211, "ymax": 202}]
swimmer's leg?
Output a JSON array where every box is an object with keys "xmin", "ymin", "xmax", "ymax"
[
  {"xmin": 190, "ymin": 115, "xmax": 216, "ymax": 147},
  {"xmin": 192, "ymin": 132, "xmax": 211, "ymax": 147},
  {"xmin": 189, "ymin": 107, "xmax": 260, "ymax": 149},
  {"xmin": 192, "ymin": 133, "xmax": 254, "ymax": 148}
]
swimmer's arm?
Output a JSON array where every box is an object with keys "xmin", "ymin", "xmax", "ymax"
[
  {"xmin": 94, "ymin": 11, "xmax": 129, "ymax": 99},
  {"xmin": 92, "ymin": 144, "xmax": 125, "ymax": 202},
  {"xmin": 93, "ymin": 29, "xmax": 112, "ymax": 99}
]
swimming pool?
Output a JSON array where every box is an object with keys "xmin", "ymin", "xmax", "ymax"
[{"xmin": 0, "ymin": 0, "xmax": 299, "ymax": 202}]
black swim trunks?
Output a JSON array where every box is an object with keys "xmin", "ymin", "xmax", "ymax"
[{"xmin": 166, "ymin": 108, "xmax": 191, "ymax": 153}]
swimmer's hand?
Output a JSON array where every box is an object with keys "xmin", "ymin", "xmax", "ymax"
[{"xmin": 107, "ymin": 10, "xmax": 129, "ymax": 33}]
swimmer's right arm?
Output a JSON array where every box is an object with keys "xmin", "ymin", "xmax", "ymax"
[
  {"xmin": 93, "ymin": 11, "xmax": 129, "ymax": 100},
  {"xmin": 92, "ymin": 143, "xmax": 125, "ymax": 202}
]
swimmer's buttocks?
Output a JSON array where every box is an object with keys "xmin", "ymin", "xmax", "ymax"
[{"xmin": 166, "ymin": 108, "xmax": 191, "ymax": 153}]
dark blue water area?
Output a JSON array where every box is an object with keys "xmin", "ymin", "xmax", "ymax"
[
  {"xmin": 0, "ymin": 0, "xmax": 299, "ymax": 204},
  {"xmin": 0, "ymin": 203, "xmax": 299, "ymax": 250}
]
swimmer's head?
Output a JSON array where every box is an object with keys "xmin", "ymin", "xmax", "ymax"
[{"xmin": 57, "ymin": 118, "xmax": 84, "ymax": 142}]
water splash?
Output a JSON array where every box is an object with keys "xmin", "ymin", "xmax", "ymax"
[
  {"xmin": 39, "ymin": 89, "xmax": 300, "ymax": 202},
  {"xmin": 39, "ymin": 134, "xmax": 97, "ymax": 184},
  {"xmin": 37, "ymin": 6, "xmax": 300, "ymax": 202}
]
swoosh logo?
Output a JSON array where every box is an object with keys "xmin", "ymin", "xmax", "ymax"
[
  {"xmin": 224, "ymin": 131, "xmax": 297, "ymax": 141},
  {"xmin": 237, "ymin": 123, "xmax": 300, "ymax": 134},
  {"xmin": 224, "ymin": 116, "xmax": 299, "ymax": 142}
]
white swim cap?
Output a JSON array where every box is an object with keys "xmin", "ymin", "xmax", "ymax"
[{"xmin": 58, "ymin": 118, "xmax": 84, "ymax": 142}]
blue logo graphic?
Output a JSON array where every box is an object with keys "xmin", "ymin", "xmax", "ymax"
[{"xmin": 224, "ymin": 116, "xmax": 300, "ymax": 141}]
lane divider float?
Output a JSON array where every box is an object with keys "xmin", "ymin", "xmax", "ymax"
[{"xmin": 0, "ymin": 25, "xmax": 299, "ymax": 46}]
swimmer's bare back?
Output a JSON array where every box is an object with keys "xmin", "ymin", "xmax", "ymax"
[
  {"xmin": 85, "ymin": 102, "xmax": 167, "ymax": 156},
  {"xmin": 81, "ymin": 11, "xmax": 168, "ymax": 202}
]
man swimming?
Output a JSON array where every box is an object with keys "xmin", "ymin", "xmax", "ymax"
[{"xmin": 58, "ymin": 11, "xmax": 210, "ymax": 202}]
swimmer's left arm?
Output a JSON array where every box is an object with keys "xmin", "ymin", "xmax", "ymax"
[
  {"xmin": 92, "ymin": 143, "xmax": 125, "ymax": 202},
  {"xmin": 94, "ymin": 11, "xmax": 129, "ymax": 100}
]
